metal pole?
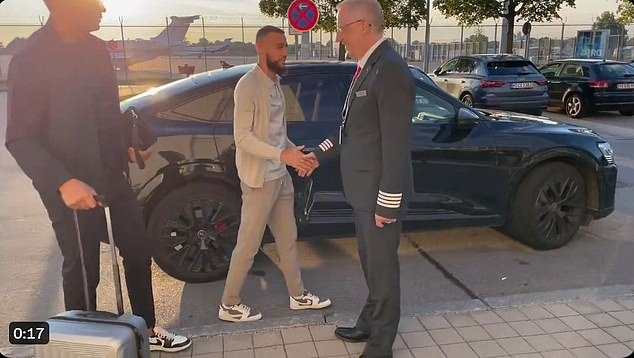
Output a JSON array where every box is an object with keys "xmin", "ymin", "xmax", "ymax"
[
  {"xmin": 319, "ymin": 29, "xmax": 323, "ymax": 60},
  {"xmin": 494, "ymin": 21, "xmax": 499, "ymax": 54},
  {"xmin": 166, "ymin": 17, "xmax": 173, "ymax": 79},
  {"xmin": 119, "ymin": 17, "xmax": 128, "ymax": 81},
  {"xmin": 295, "ymin": 35, "xmax": 299, "ymax": 60},
  {"xmin": 460, "ymin": 26, "xmax": 464, "ymax": 55},
  {"xmin": 330, "ymin": 31, "xmax": 334, "ymax": 57},
  {"xmin": 202, "ymin": 17, "xmax": 208, "ymax": 71},
  {"xmin": 241, "ymin": 17, "xmax": 246, "ymax": 64},
  {"xmin": 424, "ymin": 0, "xmax": 431, "ymax": 71},
  {"xmin": 560, "ymin": 21, "xmax": 565, "ymax": 60}
]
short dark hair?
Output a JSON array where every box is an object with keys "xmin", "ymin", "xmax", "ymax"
[{"xmin": 256, "ymin": 25, "xmax": 285, "ymax": 44}]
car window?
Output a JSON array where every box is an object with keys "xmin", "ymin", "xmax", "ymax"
[
  {"xmin": 439, "ymin": 59, "xmax": 460, "ymax": 75},
  {"xmin": 456, "ymin": 59, "xmax": 476, "ymax": 74},
  {"xmin": 486, "ymin": 61, "xmax": 539, "ymax": 75},
  {"xmin": 169, "ymin": 87, "xmax": 234, "ymax": 122},
  {"xmin": 561, "ymin": 63, "xmax": 587, "ymax": 78},
  {"xmin": 597, "ymin": 63, "xmax": 634, "ymax": 78},
  {"xmin": 409, "ymin": 67, "xmax": 436, "ymax": 87},
  {"xmin": 412, "ymin": 85, "xmax": 456, "ymax": 123},
  {"xmin": 281, "ymin": 74, "xmax": 349, "ymax": 122},
  {"xmin": 540, "ymin": 63, "xmax": 563, "ymax": 77}
]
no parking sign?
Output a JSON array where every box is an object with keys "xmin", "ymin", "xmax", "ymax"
[{"xmin": 287, "ymin": 0, "xmax": 319, "ymax": 32}]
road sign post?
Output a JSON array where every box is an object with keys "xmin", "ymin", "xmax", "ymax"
[{"xmin": 287, "ymin": 0, "xmax": 319, "ymax": 60}]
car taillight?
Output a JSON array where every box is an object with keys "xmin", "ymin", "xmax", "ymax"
[
  {"xmin": 535, "ymin": 80, "xmax": 549, "ymax": 86},
  {"xmin": 589, "ymin": 80, "xmax": 609, "ymax": 89},
  {"xmin": 481, "ymin": 81, "xmax": 507, "ymax": 88}
]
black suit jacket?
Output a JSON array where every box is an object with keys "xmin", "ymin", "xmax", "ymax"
[
  {"xmin": 315, "ymin": 40, "xmax": 414, "ymax": 218},
  {"xmin": 5, "ymin": 24, "xmax": 130, "ymax": 198}
]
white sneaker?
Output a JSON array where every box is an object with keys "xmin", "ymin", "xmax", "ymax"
[
  {"xmin": 218, "ymin": 303, "xmax": 263, "ymax": 322},
  {"xmin": 149, "ymin": 326, "xmax": 192, "ymax": 352},
  {"xmin": 290, "ymin": 290, "xmax": 332, "ymax": 310}
]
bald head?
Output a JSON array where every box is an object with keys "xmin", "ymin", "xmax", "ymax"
[
  {"xmin": 337, "ymin": 0, "xmax": 385, "ymax": 33},
  {"xmin": 42, "ymin": 0, "xmax": 105, "ymax": 37}
]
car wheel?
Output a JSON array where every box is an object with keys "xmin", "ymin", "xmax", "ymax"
[
  {"xmin": 148, "ymin": 181, "xmax": 241, "ymax": 283},
  {"xmin": 460, "ymin": 93, "xmax": 474, "ymax": 107},
  {"xmin": 565, "ymin": 93, "xmax": 585, "ymax": 118},
  {"xmin": 620, "ymin": 110, "xmax": 633, "ymax": 116},
  {"xmin": 509, "ymin": 162, "xmax": 586, "ymax": 250}
]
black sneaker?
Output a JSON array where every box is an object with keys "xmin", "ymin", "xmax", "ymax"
[{"xmin": 149, "ymin": 326, "xmax": 192, "ymax": 352}]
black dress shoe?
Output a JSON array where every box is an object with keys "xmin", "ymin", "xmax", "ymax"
[{"xmin": 334, "ymin": 326, "xmax": 370, "ymax": 342}]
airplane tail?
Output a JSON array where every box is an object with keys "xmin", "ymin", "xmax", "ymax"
[{"xmin": 151, "ymin": 15, "xmax": 200, "ymax": 46}]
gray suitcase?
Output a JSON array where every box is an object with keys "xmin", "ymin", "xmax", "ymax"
[{"xmin": 35, "ymin": 200, "xmax": 151, "ymax": 358}]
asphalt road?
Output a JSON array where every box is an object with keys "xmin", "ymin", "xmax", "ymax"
[{"xmin": 1, "ymin": 92, "xmax": 634, "ymax": 349}]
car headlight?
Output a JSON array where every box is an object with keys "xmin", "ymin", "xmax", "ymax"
[{"xmin": 597, "ymin": 142, "xmax": 614, "ymax": 164}]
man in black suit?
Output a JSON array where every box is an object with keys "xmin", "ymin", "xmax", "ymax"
[
  {"xmin": 5, "ymin": 0, "xmax": 190, "ymax": 352},
  {"xmin": 303, "ymin": 0, "xmax": 414, "ymax": 356}
]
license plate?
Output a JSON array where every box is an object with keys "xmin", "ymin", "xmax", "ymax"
[
  {"xmin": 511, "ymin": 82, "xmax": 533, "ymax": 89},
  {"xmin": 617, "ymin": 83, "xmax": 634, "ymax": 89}
]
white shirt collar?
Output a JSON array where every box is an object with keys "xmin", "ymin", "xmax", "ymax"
[{"xmin": 357, "ymin": 37, "xmax": 387, "ymax": 69}]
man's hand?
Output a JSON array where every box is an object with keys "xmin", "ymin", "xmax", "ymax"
[
  {"xmin": 58, "ymin": 179, "xmax": 98, "ymax": 210},
  {"xmin": 375, "ymin": 214, "xmax": 397, "ymax": 228},
  {"xmin": 281, "ymin": 146, "xmax": 313, "ymax": 172},
  {"xmin": 128, "ymin": 147, "xmax": 152, "ymax": 163},
  {"xmin": 296, "ymin": 152, "xmax": 320, "ymax": 177}
]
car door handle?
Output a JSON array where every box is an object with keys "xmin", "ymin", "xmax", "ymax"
[
  {"xmin": 461, "ymin": 80, "xmax": 465, "ymax": 83},
  {"xmin": 443, "ymin": 79, "xmax": 448, "ymax": 82}
]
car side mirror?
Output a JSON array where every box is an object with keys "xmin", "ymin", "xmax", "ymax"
[
  {"xmin": 433, "ymin": 67, "xmax": 441, "ymax": 75},
  {"xmin": 456, "ymin": 108, "xmax": 480, "ymax": 129}
]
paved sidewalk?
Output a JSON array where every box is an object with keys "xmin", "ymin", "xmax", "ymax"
[
  {"xmin": 161, "ymin": 298, "xmax": 634, "ymax": 358},
  {"xmin": 4, "ymin": 297, "xmax": 634, "ymax": 358}
]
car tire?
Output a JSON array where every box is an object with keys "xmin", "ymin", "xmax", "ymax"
[
  {"xmin": 564, "ymin": 93, "xmax": 585, "ymax": 118},
  {"xmin": 507, "ymin": 162, "xmax": 586, "ymax": 250},
  {"xmin": 620, "ymin": 110, "xmax": 633, "ymax": 116},
  {"xmin": 460, "ymin": 93, "xmax": 474, "ymax": 107},
  {"xmin": 148, "ymin": 181, "xmax": 241, "ymax": 283}
]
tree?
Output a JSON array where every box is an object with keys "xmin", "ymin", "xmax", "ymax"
[
  {"xmin": 260, "ymin": 0, "xmax": 427, "ymax": 32},
  {"xmin": 593, "ymin": 11, "xmax": 628, "ymax": 57},
  {"xmin": 259, "ymin": 0, "xmax": 428, "ymax": 59},
  {"xmin": 617, "ymin": 0, "xmax": 634, "ymax": 25},
  {"xmin": 433, "ymin": 0, "xmax": 576, "ymax": 53}
]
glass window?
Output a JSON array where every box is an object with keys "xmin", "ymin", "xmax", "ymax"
[
  {"xmin": 456, "ymin": 59, "xmax": 476, "ymax": 74},
  {"xmin": 409, "ymin": 66, "xmax": 436, "ymax": 87},
  {"xmin": 597, "ymin": 63, "xmax": 634, "ymax": 78},
  {"xmin": 561, "ymin": 63, "xmax": 585, "ymax": 78},
  {"xmin": 486, "ymin": 60, "xmax": 539, "ymax": 75},
  {"xmin": 540, "ymin": 63, "xmax": 562, "ymax": 77},
  {"xmin": 439, "ymin": 59, "xmax": 460, "ymax": 75},
  {"xmin": 280, "ymin": 74, "xmax": 349, "ymax": 122},
  {"xmin": 169, "ymin": 87, "xmax": 234, "ymax": 122},
  {"xmin": 412, "ymin": 85, "xmax": 456, "ymax": 124}
]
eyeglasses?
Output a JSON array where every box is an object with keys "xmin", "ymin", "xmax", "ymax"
[{"xmin": 337, "ymin": 19, "xmax": 364, "ymax": 33}]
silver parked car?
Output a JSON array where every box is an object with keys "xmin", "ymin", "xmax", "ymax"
[{"xmin": 431, "ymin": 54, "xmax": 549, "ymax": 116}]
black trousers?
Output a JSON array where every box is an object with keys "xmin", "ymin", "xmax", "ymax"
[
  {"xmin": 353, "ymin": 210, "xmax": 402, "ymax": 358},
  {"xmin": 39, "ymin": 172, "xmax": 156, "ymax": 328}
]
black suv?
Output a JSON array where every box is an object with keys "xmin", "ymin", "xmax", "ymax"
[
  {"xmin": 122, "ymin": 61, "xmax": 617, "ymax": 283},
  {"xmin": 540, "ymin": 59, "xmax": 634, "ymax": 118}
]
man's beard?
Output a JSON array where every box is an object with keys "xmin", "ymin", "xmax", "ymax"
[{"xmin": 267, "ymin": 55, "xmax": 287, "ymax": 76}]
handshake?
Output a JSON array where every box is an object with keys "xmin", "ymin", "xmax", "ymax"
[{"xmin": 280, "ymin": 146, "xmax": 320, "ymax": 178}]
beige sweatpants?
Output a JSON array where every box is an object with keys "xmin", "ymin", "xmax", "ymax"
[{"xmin": 221, "ymin": 172, "xmax": 305, "ymax": 305}]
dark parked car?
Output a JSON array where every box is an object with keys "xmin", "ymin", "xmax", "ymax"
[
  {"xmin": 121, "ymin": 61, "xmax": 617, "ymax": 283},
  {"xmin": 540, "ymin": 59, "xmax": 634, "ymax": 118},
  {"xmin": 431, "ymin": 54, "xmax": 549, "ymax": 115}
]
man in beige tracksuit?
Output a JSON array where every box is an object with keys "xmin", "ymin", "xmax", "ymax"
[{"xmin": 218, "ymin": 25, "xmax": 331, "ymax": 322}]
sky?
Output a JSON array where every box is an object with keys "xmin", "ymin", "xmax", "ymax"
[{"xmin": 0, "ymin": 0, "xmax": 629, "ymax": 44}]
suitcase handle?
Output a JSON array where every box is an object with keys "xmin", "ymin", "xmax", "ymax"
[{"xmin": 74, "ymin": 195, "xmax": 125, "ymax": 316}]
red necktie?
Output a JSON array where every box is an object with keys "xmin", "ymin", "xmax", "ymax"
[{"xmin": 353, "ymin": 65, "xmax": 362, "ymax": 82}]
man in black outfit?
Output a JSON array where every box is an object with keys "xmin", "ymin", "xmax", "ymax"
[{"xmin": 5, "ymin": 0, "xmax": 190, "ymax": 352}]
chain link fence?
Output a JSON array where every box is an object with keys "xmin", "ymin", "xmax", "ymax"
[{"xmin": 1, "ymin": 18, "xmax": 633, "ymax": 83}]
